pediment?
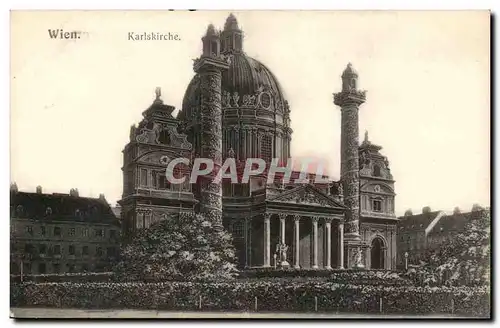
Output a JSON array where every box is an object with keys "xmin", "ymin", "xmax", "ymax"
[
  {"xmin": 268, "ymin": 184, "xmax": 346, "ymax": 208},
  {"xmin": 360, "ymin": 181, "xmax": 394, "ymax": 195}
]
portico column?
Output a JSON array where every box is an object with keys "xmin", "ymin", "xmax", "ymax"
[
  {"xmin": 324, "ymin": 218, "xmax": 333, "ymax": 269},
  {"xmin": 383, "ymin": 247, "xmax": 388, "ymax": 270},
  {"xmin": 263, "ymin": 213, "xmax": 271, "ymax": 267},
  {"xmin": 244, "ymin": 217, "xmax": 250, "ymax": 268},
  {"xmin": 293, "ymin": 215, "xmax": 300, "ymax": 269},
  {"xmin": 312, "ymin": 217, "xmax": 319, "ymax": 269},
  {"xmin": 279, "ymin": 213, "xmax": 286, "ymax": 244},
  {"xmin": 338, "ymin": 222, "xmax": 345, "ymax": 269}
]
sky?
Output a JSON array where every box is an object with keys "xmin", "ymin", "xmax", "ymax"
[{"xmin": 10, "ymin": 10, "xmax": 490, "ymax": 216}]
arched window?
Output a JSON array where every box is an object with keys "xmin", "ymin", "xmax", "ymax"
[
  {"xmin": 350, "ymin": 78, "xmax": 357, "ymax": 89},
  {"xmin": 235, "ymin": 35, "xmax": 242, "ymax": 51},
  {"xmin": 159, "ymin": 129, "xmax": 171, "ymax": 145},
  {"xmin": 372, "ymin": 198, "xmax": 383, "ymax": 212},
  {"xmin": 261, "ymin": 134, "xmax": 272, "ymax": 164},
  {"xmin": 373, "ymin": 165, "xmax": 381, "ymax": 177},
  {"xmin": 210, "ymin": 41, "xmax": 218, "ymax": 54}
]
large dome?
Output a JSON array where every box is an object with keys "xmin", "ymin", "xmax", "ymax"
[
  {"xmin": 178, "ymin": 14, "xmax": 292, "ymax": 164},
  {"xmin": 180, "ymin": 52, "xmax": 288, "ymax": 121}
]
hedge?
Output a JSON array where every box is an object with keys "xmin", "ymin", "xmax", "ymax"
[
  {"xmin": 10, "ymin": 281, "xmax": 490, "ymax": 317},
  {"xmin": 10, "ymin": 272, "xmax": 113, "ymax": 283},
  {"xmin": 240, "ymin": 269, "xmax": 412, "ymax": 286}
]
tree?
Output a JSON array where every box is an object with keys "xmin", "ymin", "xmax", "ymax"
[
  {"xmin": 407, "ymin": 209, "xmax": 491, "ymax": 286},
  {"xmin": 114, "ymin": 212, "xmax": 238, "ymax": 282}
]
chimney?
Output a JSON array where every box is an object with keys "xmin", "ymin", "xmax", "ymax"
[
  {"xmin": 422, "ymin": 206, "xmax": 431, "ymax": 214},
  {"xmin": 404, "ymin": 209, "xmax": 413, "ymax": 216},
  {"xmin": 453, "ymin": 206, "xmax": 461, "ymax": 215},
  {"xmin": 36, "ymin": 186, "xmax": 42, "ymax": 194},
  {"xmin": 70, "ymin": 188, "xmax": 79, "ymax": 197},
  {"xmin": 10, "ymin": 182, "xmax": 18, "ymax": 193}
]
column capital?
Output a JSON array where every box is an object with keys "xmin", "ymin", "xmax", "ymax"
[
  {"xmin": 293, "ymin": 215, "xmax": 301, "ymax": 222},
  {"xmin": 324, "ymin": 217, "xmax": 333, "ymax": 224},
  {"xmin": 278, "ymin": 213, "xmax": 287, "ymax": 220},
  {"xmin": 312, "ymin": 216, "xmax": 320, "ymax": 223},
  {"xmin": 264, "ymin": 213, "xmax": 272, "ymax": 221}
]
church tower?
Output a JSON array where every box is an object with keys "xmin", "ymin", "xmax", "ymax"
[
  {"xmin": 358, "ymin": 131, "xmax": 397, "ymax": 270},
  {"xmin": 119, "ymin": 89, "xmax": 195, "ymax": 241},
  {"xmin": 334, "ymin": 63, "xmax": 368, "ymax": 269},
  {"xmin": 193, "ymin": 24, "xmax": 230, "ymax": 225}
]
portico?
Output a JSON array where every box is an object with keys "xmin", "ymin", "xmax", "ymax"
[{"xmin": 227, "ymin": 183, "xmax": 347, "ymax": 270}]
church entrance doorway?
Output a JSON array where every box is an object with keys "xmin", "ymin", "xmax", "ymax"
[{"xmin": 370, "ymin": 237, "xmax": 385, "ymax": 269}]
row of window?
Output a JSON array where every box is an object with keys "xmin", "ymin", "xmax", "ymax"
[
  {"xmin": 23, "ymin": 243, "xmax": 118, "ymax": 257},
  {"xmin": 22, "ymin": 225, "xmax": 117, "ymax": 239},
  {"xmin": 222, "ymin": 183, "xmax": 250, "ymax": 197},
  {"xmin": 13, "ymin": 205, "xmax": 104, "ymax": 218}
]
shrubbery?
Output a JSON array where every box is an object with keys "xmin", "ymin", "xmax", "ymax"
[
  {"xmin": 114, "ymin": 212, "xmax": 238, "ymax": 282},
  {"xmin": 11, "ymin": 280, "xmax": 490, "ymax": 317},
  {"xmin": 407, "ymin": 209, "xmax": 491, "ymax": 287}
]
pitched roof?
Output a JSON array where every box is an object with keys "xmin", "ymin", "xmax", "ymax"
[
  {"xmin": 111, "ymin": 206, "xmax": 122, "ymax": 219},
  {"xmin": 427, "ymin": 210, "xmax": 486, "ymax": 235},
  {"xmin": 397, "ymin": 211, "xmax": 442, "ymax": 231},
  {"xmin": 10, "ymin": 191, "xmax": 120, "ymax": 226}
]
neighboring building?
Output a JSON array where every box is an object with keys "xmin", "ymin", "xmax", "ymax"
[
  {"xmin": 397, "ymin": 205, "xmax": 488, "ymax": 268},
  {"xmin": 10, "ymin": 184, "xmax": 121, "ymax": 275},
  {"xmin": 119, "ymin": 14, "xmax": 398, "ymax": 271},
  {"xmin": 396, "ymin": 207, "xmax": 445, "ymax": 267},
  {"xmin": 111, "ymin": 205, "xmax": 122, "ymax": 220}
]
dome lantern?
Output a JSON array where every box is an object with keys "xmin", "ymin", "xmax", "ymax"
[
  {"xmin": 221, "ymin": 13, "xmax": 244, "ymax": 54},
  {"xmin": 224, "ymin": 13, "xmax": 240, "ymax": 31},
  {"xmin": 202, "ymin": 23, "xmax": 221, "ymax": 57}
]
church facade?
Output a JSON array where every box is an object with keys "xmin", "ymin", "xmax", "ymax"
[{"xmin": 119, "ymin": 14, "xmax": 398, "ymax": 270}]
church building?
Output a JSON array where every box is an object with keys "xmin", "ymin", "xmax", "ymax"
[{"xmin": 119, "ymin": 14, "xmax": 398, "ymax": 270}]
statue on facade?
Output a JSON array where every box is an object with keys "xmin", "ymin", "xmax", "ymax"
[
  {"xmin": 227, "ymin": 148, "xmax": 235, "ymax": 158},
  {"xmin": 360, "ymin": 151, "xmax": 367, "ymax": 166},
  {"xmin": 383, "ymin": 156, "xmax": 390, "ymax": 169},
  {"xmin": 155, "ymin": 87, "xmax": 161, "ymax": 100},
  {"xmin": 242, "ymin": 94, "xmax": 256, "ymax": 106},
  {"xmin": 222, "ymin": 90, "xmax": 231, "ymax": 108},
  {"xmin": 220, "ymin": 53, "xmax": 232, "ymax": 65},
  {"xmin": 275, "ymin": 239, "xmax": 290, "ymax": 268},
  {"xmin": 353, "ymin": 247, "xmax": 365, "ymax": 269},
  {"xmin": 232, "ymin": 92, "xmax": 240, "ymax": 107},
  {"xmin": 136, "ymin": 122, "xmax": 161, "ymax": 144},
  {"xmin": 129, "ymin": 124, "xmax": 137, "ymax": 141},
  {"xmin": 337, "ymin": 182, "xmax": 343, "ymax": 197}
]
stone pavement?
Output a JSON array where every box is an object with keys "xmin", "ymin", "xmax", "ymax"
[{"xmin": 10, "ymin": 308, "xmax": 475, "ymax": 319}]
